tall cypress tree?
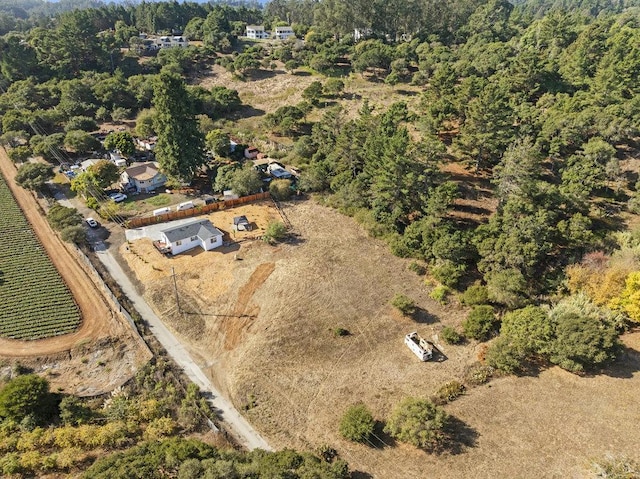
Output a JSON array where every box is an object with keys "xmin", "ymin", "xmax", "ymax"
[{"xmin": 152, "ymin": 72, "xmax": 205, "ymax": 182}]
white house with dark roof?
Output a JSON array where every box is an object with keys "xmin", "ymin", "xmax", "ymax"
[
  {"xmin": 159, "ymin": 219, "xmax": 223, "ymax": 255},
  {"xmin": 121, "ymin": 162, "xmax": 166, "ymax": 193}
]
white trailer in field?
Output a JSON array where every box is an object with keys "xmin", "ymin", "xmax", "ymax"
[{"xmin": 405, "ymin": 332, "xmax": 433, "ymax": 361}]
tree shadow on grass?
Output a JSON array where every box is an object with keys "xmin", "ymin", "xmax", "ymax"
[
  {"xmin": 592, "ymin": 345, "xmax": 640, "ymax": 379},
  {"xmin": 368, "ymin": 421, "xmax": 396, "ymax": 449},
  {"xmin": 412, "ymin": 307, "xmax": 439, "ymax": 324},
  {"xmin": 351, "ymin": 472, "xmax": 374, "ymax": 479},
  {"xmin": 443, "ymin": 416, "xmax": 479, "ymax": 455}
]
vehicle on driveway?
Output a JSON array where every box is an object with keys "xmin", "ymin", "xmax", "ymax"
[
  {"xmin": 86, "ymin": 217, "xmax": 99, "ymax": 228},
  {"xmin": 109, "ymin": 192, "xmax": 127, "ymax": 203}
]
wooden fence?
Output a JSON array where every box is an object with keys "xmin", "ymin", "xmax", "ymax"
[{"xmin": 125, "ymin": 191, "xmax": 272, "ymax": 228}]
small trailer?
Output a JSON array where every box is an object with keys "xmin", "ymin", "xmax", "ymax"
[{"xmin": 405, "ymin": 332, "xmax": 434, "ymax": 361}]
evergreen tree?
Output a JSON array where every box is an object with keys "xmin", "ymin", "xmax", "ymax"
[{"xmin": 152, "ymin": 72, "xmax": 205, "ymax": 182}]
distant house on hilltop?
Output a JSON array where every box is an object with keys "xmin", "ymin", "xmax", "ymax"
[
  {"xmin": 274, "ymin": 26, "xmax": 295, "ymax": 40},
  {"xmin": 156, "ymin": 35, "xmax": 189, "ymax": 48},
  {"xmin": 121, "ymin": 162, "xmax": 166, "ymax": 193},
  {"xmin": 246, "ymin": 25, "xmax": 268, "ymax": 39},
  {"xmin": 159, "ymin": 219, "xmax": 223, "ymax": 255}
]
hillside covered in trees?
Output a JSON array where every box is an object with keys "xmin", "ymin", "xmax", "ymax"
[{"xmin": 1, "ymin": 0, "xmax": 640, "ymax": 475}]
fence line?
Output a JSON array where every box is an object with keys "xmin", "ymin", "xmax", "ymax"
[
  {"xmin": 125, "ymin": 192, "xmax": 271, "ymax": 229},
  {"xmin": 72, "ymin": 244, "xmax": 144, "ymax": 344}
]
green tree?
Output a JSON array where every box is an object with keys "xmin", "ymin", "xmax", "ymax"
[
  {"xmin": 384, "ymin": 397, "xmax": 449, "ymax": 451},
  {"xmin": 61, "ymin": 225, "xmax": 87, "ymax": 244},
  {"xmin": 205, "ymin": 129, "xmax": 230, "ymax": 157},
  {"xmin": 229, "ymin": 164, "xmax": 262, "ymax": 197},
  {"xmin": 263, "ymin": 221, "xmax": 287, "ymax": 244},
  {"xmin": 135, "ymin": 109, "xmax": 156, "ymax": 138},
  {"xmin": 88, "ymin": 160, "xmax": 120, "ymax": 189},
  {"xmin": 64, "ymin": 130, "xmax": 100, "ymax": 154},
  {"xmin": 15, "ymin": 163, "xmax": 54, "ymax": 191},
  {"xmin": 47, "ymin": 203, "xmax": 82, "ymax": 231},
  {"xmin": 462, "ymin": 305, "xmax": 497, "ymax": 341},
  {"xmin": 65, "ymin": 116, "xmax": 98, "ymax": 132},
  {"xmin": 104, "ymin": 131, "xmax": 135, "ymax": 157},
  {"xmin": 339, "ymin": 403, "xmax": 375, "ymax": 443},
  {"xmin": 152, "ymin": 72, "xmax": 205, "ymax": 181},
  {"xmin": 302, "ymin": 80, "xmax": 324, "ymax": 105},
  {"xmin": 0, "ymin": 375, "xmax": 54, "ymax": 423},
  {"xmin": 548, "ymin": 295, "xmax": 621, "ymax": 373}
]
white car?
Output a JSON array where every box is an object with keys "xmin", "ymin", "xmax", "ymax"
[
  {"xmin": 86, "ymin": 217, "xmax": 99, "ymax": 228},
  {"xmin": 109, "ymin": 192, "xmax": 127, "ymax": 203}
]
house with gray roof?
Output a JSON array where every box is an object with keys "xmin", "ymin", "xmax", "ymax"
[{"xmin": 159, "ymin": 219, "xmax": 223, "ymax": 255}]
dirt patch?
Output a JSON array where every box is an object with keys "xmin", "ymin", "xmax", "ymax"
[{"xmin": 0, "ymin": 148, "xmax": 150, "ymax": 394}]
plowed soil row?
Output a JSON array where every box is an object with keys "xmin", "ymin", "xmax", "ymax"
[{"xmin": 0, "ymin": 149, "xmax": 124, "ymax": 357}]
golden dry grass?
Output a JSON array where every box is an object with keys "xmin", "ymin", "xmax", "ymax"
[{"xmin": 123, "ymin": 199, "xmax": 640, "ymax": 478}]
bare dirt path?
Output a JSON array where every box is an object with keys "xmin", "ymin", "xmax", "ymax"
[{"xmin": 0, "ymin": 148, "xmax": 123, "ymax": 357}]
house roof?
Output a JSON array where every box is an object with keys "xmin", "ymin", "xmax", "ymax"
[
  {"xmin": 162, "ymin": 219, "xmax": 223, "ymax": 243},
  {"xmin": 246, "ymin": 25, "xmax": 264, "ymax": 30},
  {"xmin": 233, "ymin": 215, "xmax": 249, "ymax": 225},
  {"xmin": 125, "ymin": 162, "xmax": 160, "ymax": 181}
]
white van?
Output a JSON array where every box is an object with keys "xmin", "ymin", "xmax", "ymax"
[
  {"xmin": 176, "ymin": 201, "xmax": 195, "ymax": 211},
  {"xmin": 153, "ymin": 207, "xmax": 170, "ymax": 216}
]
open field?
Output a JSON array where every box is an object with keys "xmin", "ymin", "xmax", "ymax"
[
  {"xmin": 121, "ymin": 198, "xmax": 640, "ymax": 477},
  {"xmin": 199, "ymin": 65, "xmax": 423, "ymax": 142},
  {"xmin": 0, "ymin": 173, "xmax": 80, "ymax": 340},
  {"xmin": 0, "ymin": 149, "xmax": 151, "ymax": 395}
]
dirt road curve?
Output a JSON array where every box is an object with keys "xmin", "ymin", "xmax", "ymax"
[{"xmin": 0, "ymin": 148, "xmax": 121, "ymax": 357}]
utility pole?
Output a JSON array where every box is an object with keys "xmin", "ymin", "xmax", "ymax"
[{"xmin": 171, "ymin": 267, "xmax": 181, "ymax": 313}]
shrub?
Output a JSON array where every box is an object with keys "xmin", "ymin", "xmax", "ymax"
[
  {"xmin": 430, "ymin": 260, "xmax": 465, "ymax": 289},
  {"xmin": 263, "ymin": 221, "xmax": 287, "ymax": 244},
  {"xmin": 384, "ymin": 398, "xmax": 448, "ymax": 451},
  {"xmin": 60, "ymin": 225, "xmax": 87, "ymax": 244},
  {"xmin": 339, "ymin": 404, "xmax": 375, "ymax": 443},
  {"xmin": 269, "ymin": 179, "xmax": 293, "ymax": 200},
  {"xmin": 485, "ymin": 336, "xmax": 527, "ymax": 374},
  {"xmin": 429, "ymin": 285, "xmax": 450, "ymax": 304},
  {"xmin": 463, "ymin": 364, "xmax": 494, "ymax": 386},
  {"xmin": 463, "ymin": 306, "xmax": 497, "ymax": 341},
  {"xmin": 408, "ymin": 261, "xmax": 426, "ymax": 275},
  {"xmin": 431, "ymin": 381, "xmax": 465, "ymax": 405},
  {"xmin": 440, "ymin": 326, "xmax": 463, "ymax": 345},
  {"xmin": 391, "ymin": 293, "xmax": 416, "ymax": 315},
  {"xmin": 334, "ymin": 328, "xmax": 350, "ymax": 337},
  {"xmin": 460, "ymin": 283, "xmax": 489, "ymax": 306}
]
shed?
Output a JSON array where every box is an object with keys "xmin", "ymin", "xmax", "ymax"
[{"xmin": 233, "ymin": 215, "xmax": 251, "ymax": 231}]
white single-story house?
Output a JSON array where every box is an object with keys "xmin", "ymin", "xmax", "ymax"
[
  {"xmin": 246, "ymin": 25, "xmax": 268, "ymax": 39},
  {"xmin": 159, "ymin": 219, "xmax": 223, "ymax": 255},
  {"xmin": 274, "ymin": 26, "xmax": 295, "ymax": 40},
  {"xmin": 121, "ymin": 162, "xmax": 166, "ymax": 193}
]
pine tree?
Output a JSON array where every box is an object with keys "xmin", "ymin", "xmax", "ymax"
[{"xmin": 152, "ymin": 72, "xmax": 205, "ymax": 182}]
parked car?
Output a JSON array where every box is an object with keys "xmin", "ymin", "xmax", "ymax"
[
  {"xmin": 86, "ymin": 217, "xmax": 99, "ymax": 228},
  {"xmin": 109, "ymin": 192, "xmax": 127, "ymax": 203}
]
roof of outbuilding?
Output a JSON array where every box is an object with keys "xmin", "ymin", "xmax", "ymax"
[{"xmin": 161, "ymin": 219, "xmax": 223, "ymax": 243}]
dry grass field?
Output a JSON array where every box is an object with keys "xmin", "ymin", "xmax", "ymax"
[{"xmin": 121, "ymin": 198, "xmax": 640, "ymax": 478}]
